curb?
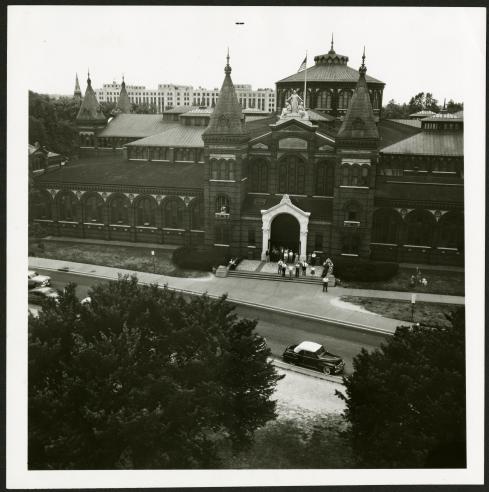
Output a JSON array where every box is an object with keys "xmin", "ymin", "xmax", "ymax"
[
  {"xmin": 271, "ymin": 358, "xmax": 344, "ymax": 384},
  {"xmin": 29, "ymin": 262, "xmax": 397, "ymax": 337}
]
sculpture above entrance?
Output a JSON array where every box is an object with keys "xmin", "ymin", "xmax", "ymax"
[{"xmin": 280, "ymin": 90, "xmax": 310, "ymax": 121}]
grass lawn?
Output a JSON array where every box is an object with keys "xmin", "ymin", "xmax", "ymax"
[
  {"xmin": 338, "ymin": 267, "xmax": 464, "ymax": 296},
  {"xmin": 29, "ymin": 240, "xmax": 207, "ymax": 278},
  {"xmin": 341, "ymin": 295, "xmax": 462, "ymax": 328}
]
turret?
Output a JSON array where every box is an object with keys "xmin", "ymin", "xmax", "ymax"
[
  {"xmin": 74, "ymin": 73, "xmax": 82, "ymax": 99},
  {"xmin": 75, "ymin": 71, "xmax": 106, "ymax": 128},
  {"xmin": 116, "ymin": 75, "xmax": 131, "ymax": 114}
]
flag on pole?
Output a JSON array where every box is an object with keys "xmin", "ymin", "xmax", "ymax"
[{"xmin": 297, "ymin": 56, "xmax": 307, "ymax": 72}]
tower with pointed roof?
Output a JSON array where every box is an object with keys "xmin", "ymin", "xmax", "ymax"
[
  {"xmin": 76, "ymin": 71, "xmax": 107, "ymax": 147},
  {"xmin": 332, "ymin": 48, "xmax": 380, "ymax": 257},
  {"xmin": 202, "ymin": 51, "xmax": 250, "ymax": 252},
  {"xmin": 74, "ymin": 73, "xmax": 82, "ymax": 100},
  {"xmin": 116, "ymin": 76, "xmax": 132, "ymax": 114}
]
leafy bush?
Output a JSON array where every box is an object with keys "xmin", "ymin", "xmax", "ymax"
[
  {"xmin": 333, "ymin": 256, "xmax": 398, "ymax": 282},
  {"xmin": 172, "ymin": 247, "xmax": 230, "ymax": 271}
]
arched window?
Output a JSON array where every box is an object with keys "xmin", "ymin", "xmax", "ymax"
[
  {"xmin": 136, "ymin": 196, "xmax": 156, "ymax": 226},
  {"xmin": 215, "ymin": 194, "xmax": 230, "ymax": 214},
  {"xmin": 163, "ymin": 198, "xmax": 185, "ymax": 228},
  {"xmin": 83, "ymin": 194, "xmax": 104, "ymax": 223},
  {"xmin": 338, "ymin": 90, "xmax": 351, "ymax": 109},
  {"xmin": 109, "ymin": 195, "xmax": 130, "ymax": 224},
  {"xmin": 351, "ymin": 166, "xmax": 360, "ymax": 186},
  {"xmin": 372, "ymin": 209, "xmax": 401, "ymax": 244},
  {"xmin": 317, "ymin": 90, "xmax": 332, "ymax": 109},
  {"xmin": 31, "ymin": 191, "xmax": 52, "ymax": 220},
  {"xmin": 190, "ymin": 200, "xmax": 204, "ymax": 230},
  {"xmin": 344, "ymin": 201, "xmax": 361, "ymax": 223},
  {"xmin": 57, "ymin": 192, "xmax": 79, "ymax": 221},
  {"xmin": 341, "ymin": 165, "xmax": 349, "ymax": 186},
  {"xmin": 249, "ymin": 159, "xmax": 269, "ymax": 192},
  {"xmin": 278, "ymin": 155, "xmax": 306, "ymax": 194},
  {"xmin": 315, "ymin": 161, "xmax": 334, "ymax": 195},
  {"xmin": 405, "ymin": 210, "xmax": 435, "ymax": 246},
  {"xmin": 437, "ymin": 212, "xmax": 464, "ymax": 251}
]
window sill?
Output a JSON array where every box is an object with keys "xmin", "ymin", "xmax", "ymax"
[
  {"xmin": 370, "ymin": 242, "xmax": 398, "ymax": 247},
  {"xmin": 341, "ymin": 253, "xmax": 359, "ymax": 257},
  {"xmin": 214, "ymin": 243, "xmax": 230, "ymax": 247},
  {"xmin": 339, "ymin": 185, "xmax": 369, "ymax": 189}
]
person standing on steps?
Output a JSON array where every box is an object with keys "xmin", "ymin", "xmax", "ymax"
[
  {"xmin": 322, "ymin": 275, "xmax": 329, "ymax": 292},
  {"xmin": 288, "ymin": 264, "xmax": 294, "ymax": 278},
  {"xmin": 277, "ymin": 259, "xmax": 283, "ymax": 275},
  {"xmin": 282, "ymin": 263, "xmax": 286, "ymax": 277},
  {"xmin": 301, "ymin": 260, "xmax": 307, "ymax": 276},
  {"xmin": 295, "ymin": 261, "xmax": 300, "ymax": 278}
]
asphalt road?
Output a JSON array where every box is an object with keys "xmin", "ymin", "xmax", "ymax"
[{"xmin": 31, "ymin": 268, "xmax": 391, "ymax": 375}]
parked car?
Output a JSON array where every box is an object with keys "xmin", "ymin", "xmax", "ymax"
[
  {"xmin": 28, "ymin": 270, "xmax": 51, "ymax": 287},
  {"xmin": 28, "ymin": 286, "xmax": 59, "ymax": 305},
  {"xmin": 282, "ymin": 341, "xmax": 345, "ymax": 375}
]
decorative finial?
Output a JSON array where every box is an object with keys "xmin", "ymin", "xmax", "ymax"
[
  {"xmin": 87, "ymin": 68, "xmax": 91, "ymax": 85},
  {"xmin": 359, "ymin": 46, "xmax": 367, "ymax": 75},
  {"xmin": 331, "ymin": 33, "xmax": 334, "ymax": 51},
  {"xmin": 443, "ymin": 98, "xmax": 446, "ymax": 109},
  {"xmin": 225, "ymin": 48, "xmax": 231, "ymax": 75}
]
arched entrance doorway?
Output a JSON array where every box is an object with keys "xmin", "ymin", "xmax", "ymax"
[
  {"xmin": 270, "ymin": 213, "xmax": 300, "ymax": 254},
  {"xmin": 261, "ymin": 194, "xmax": 310, "ymax": 261}
]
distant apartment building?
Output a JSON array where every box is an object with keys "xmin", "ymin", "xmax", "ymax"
[{"xmin": 95, "ymin": 82, "xmax": 276, "ymax": 112}]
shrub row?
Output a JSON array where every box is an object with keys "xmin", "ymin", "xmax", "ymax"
[
  {"xmin": 172, "ymin": 247, "xmax": 230, "ymax": 272},
  {"xmin": 333, "ymin": 256, "xmax": 399, "ymax": 282}
]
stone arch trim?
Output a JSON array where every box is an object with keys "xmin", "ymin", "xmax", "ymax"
[{"xmin": 260, "ymin": 194, "xmax": 310, "ymax": 261}]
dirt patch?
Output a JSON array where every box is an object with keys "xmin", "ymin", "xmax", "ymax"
[
  {"xmin": 341, "ymin": 295, "xmax": 461, "ymax": 328},
  {"xmin": 30, "ymin": 240, "xmax": 207, "ymax": 278}
]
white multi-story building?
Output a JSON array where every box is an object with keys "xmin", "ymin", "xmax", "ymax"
[{"xmin": 95, "ymin": 82, "xmax": 276, "ymax": 112}]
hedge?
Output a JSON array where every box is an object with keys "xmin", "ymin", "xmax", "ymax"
[
  {"xmin": 332, "ymin": 256, "xmax": 399, "ymax": 282},
  {"xmin": 172, "ymin": 247, "xmax": 230, "ymax": 272}
]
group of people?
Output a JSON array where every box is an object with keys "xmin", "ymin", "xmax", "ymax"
[{"xmin": 410, "ymin": 267, "xmax": 429, "ymax": 288}]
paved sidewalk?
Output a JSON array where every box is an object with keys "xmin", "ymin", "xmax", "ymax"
[{"xmin": 28, "ymin": 257, "xmax": 464, "ymax": 335}]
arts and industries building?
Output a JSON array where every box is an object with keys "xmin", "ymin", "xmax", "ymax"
[{"xmin": 31, "ymin": 42, "xmax": 464, "ymax": 266}]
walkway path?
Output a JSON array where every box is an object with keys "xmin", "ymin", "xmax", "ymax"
[{"xmin": 29, "ymin": 257, "xmax": 465, "ymax": 335}]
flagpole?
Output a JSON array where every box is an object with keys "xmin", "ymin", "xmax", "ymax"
[{"xmin": 303, "ymin": 50, "xmax": 308, "ymax": 109}]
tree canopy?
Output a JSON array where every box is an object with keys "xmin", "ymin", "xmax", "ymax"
[
  {"xmin": 382, "ymin": 92, "xmax": 463, "ymax": 119},
  {"xmin": 339, "ymin": 308, "xmax": 466, "ymax": 468},
  {"xmin": 28, "ymin": 91, "xmax": 80, "ymax": 156},
  {"xmin": 29, "ymin": 277, "xmax": 282, "ymax": 469}
]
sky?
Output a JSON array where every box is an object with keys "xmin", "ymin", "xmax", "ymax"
[{"xmin": 9, "ymin": 5, "xmax": 485, "ymax": 105}]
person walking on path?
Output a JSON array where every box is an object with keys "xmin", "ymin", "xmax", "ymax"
[
  {"xmin": 295, "ymin": 262, "xmax": 300, "ymax": 278},
  {"xmin": 322, "ymin": 275, "xmax": 329, "ymax": 292},
  {"xmin": 277, "ymin": 259, "xmax": 283, "ymax": 275}
]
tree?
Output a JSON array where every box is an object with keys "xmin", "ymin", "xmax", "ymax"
[
  {"xmin": 339, "ymin": 308, "xmax": 466, "ymax": 468},
  {"xmin": 424, "ymin": 92, "xmax": 440, "ymax": 113},
  {"xmin": 131, "ymin": 102, "xmax": 158, "ymax": 114},
  {"xmin": 381, "ymin": 99, "xmax": 409, "ymax": 119},
  {"xmin": 446, "ymin": 99, "xmax": 463, "ymax": 113},
  {"xmin": 99, "ymin": 101, "xmax": 117, "ymax": 118},
  {"xmin": 28, "ymin": 91, "xmax": 80, "ymax": 156},
  {"xmin": 29, "ymin": 277, "xmax": 282, "ymax": 469}
]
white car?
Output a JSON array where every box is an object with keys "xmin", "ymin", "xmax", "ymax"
[
  {"xmin": 28, "ymin": 286, "xmax": 59, "ymax": 305},
  {"xmin": 28, "ymin": 270, "xmax": 51, "ymax": 287}
]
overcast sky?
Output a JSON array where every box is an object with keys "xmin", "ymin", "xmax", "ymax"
[{"xmin": 9, "ymin": 5, "xmax": 485, "ymax": 104}]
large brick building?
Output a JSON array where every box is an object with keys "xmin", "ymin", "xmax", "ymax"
[{"xmin": 31, "ymin": 46, "xmax": 464, "ymax": 266}]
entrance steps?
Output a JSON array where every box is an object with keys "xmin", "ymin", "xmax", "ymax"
[{"xmin": 227, "ymin": 269, "xmax": 322, "ymax": 285}]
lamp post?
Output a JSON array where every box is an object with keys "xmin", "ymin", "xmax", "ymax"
[
  {"xmin": 411, "ymin": 293, "xmax": 416, "ymax": 322},
  {"xmin": 151, "ymin": 249, "xmax": 155, "ymax": 273}
]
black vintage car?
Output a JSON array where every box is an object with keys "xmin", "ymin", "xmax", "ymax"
[{"xmin": 282, "ymin": 341, "xmax": 345, "ymax": 375}]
